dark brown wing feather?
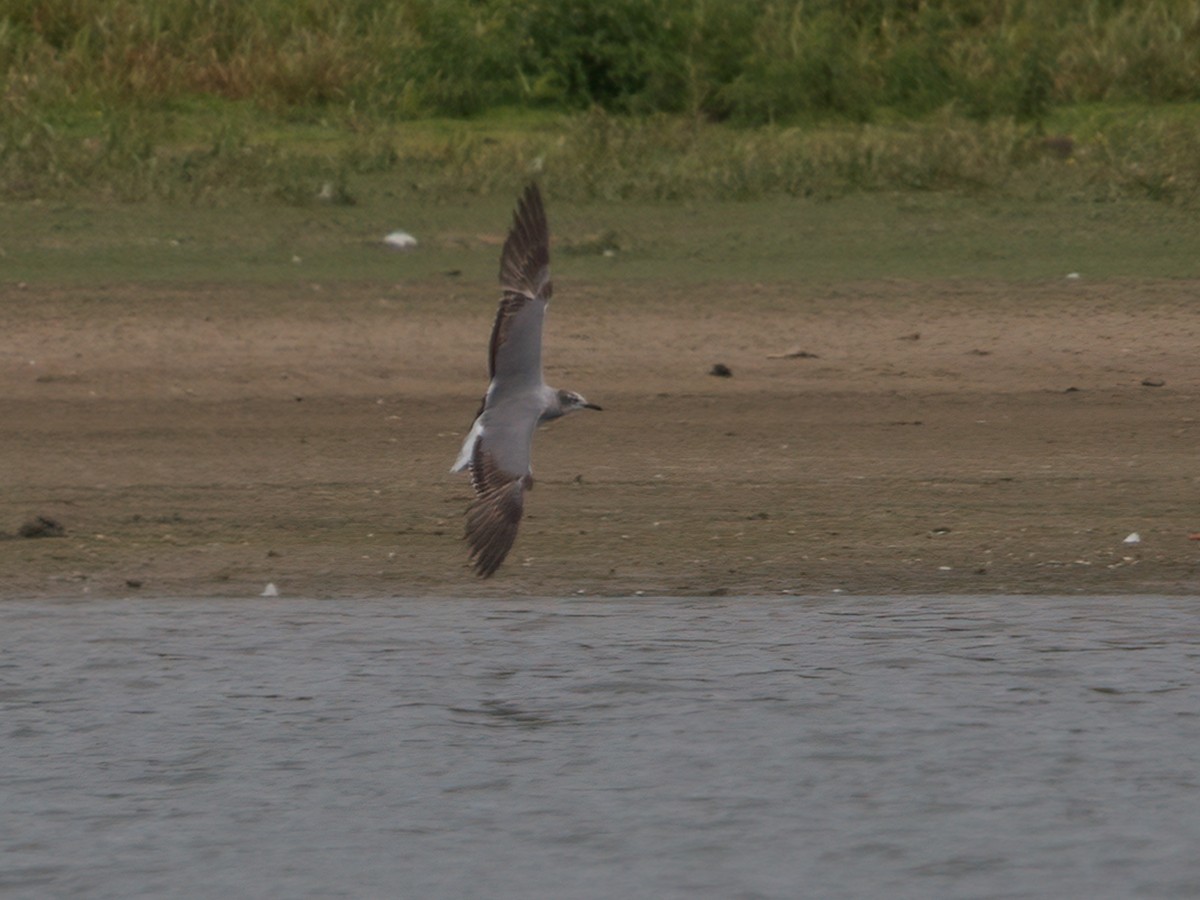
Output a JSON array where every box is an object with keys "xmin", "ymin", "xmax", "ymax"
[
  {"xmin": 465, "ymin": 443, "xmax": 530, "ymax": 578},
  {"xmin": 488, "ymin": 183, "xmax": 552, "ymax": 379}
]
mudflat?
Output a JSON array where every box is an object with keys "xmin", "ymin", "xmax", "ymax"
[{"xmin": 2, "ymin": 277, "xmax": 1198, "ymax": 598}]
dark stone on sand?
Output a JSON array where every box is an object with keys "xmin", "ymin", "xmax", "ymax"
[{"xmin": 18, "ymin": 516, "xmax": 65, "ymax": 538}]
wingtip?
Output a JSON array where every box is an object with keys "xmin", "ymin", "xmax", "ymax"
[
  {"xmin": 513, "ymin": 182, "xmax": 546, "ymax": 236},
  {"xmin": 472, "ymin": 560, "xmax": 499, "ymax": 579},
  {"xmin": 499, "ymin": 181, "xmax": 551, "ymax": 299},
  {"xmin": 521, "ymin": 180, "xmax": 542, "ymax": 204},
  {"xmin": 466, "ymin": 538, "xmax": 505, "ymax": 578}
]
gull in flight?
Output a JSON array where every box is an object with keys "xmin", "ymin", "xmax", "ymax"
[{"xmin": 451, "ymin": 184, "xmax": 601, "ymax": 577}]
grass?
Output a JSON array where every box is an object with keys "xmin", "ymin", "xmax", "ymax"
[
  {"xmin": 1, "ymin": 2, "xmax": 1198, "ymax": 293},
  {"xmin": 3, "ymin": 188, "xmax": 1197, "ymax": 287},
  {"xmin": 4, "ymin": 103, "xmax": 1200, "ymax": 207},
  {"xmin": 3, "ymin": 2, "xmax": 1200, "ymax": 208},
  {"xmin": 4, "ymin": 0, "xmax": 1199, "ymax": 122}
]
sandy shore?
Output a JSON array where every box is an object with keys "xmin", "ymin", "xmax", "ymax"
[{"xmin": 2, "ymin": 277, "xmax": 1198, "ymax": 597}]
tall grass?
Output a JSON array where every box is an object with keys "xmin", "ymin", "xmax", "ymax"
[
  {"xmin": 5, "ymin": 104, "xmax": 1197, "ymax": 206},
  {"xmin": 2, "ymin": 0, "xmax": 1199, "ymax": 204},
  {"xmin": 4, "ymin": 0, "xmax": 1200, "ymax": 121}
]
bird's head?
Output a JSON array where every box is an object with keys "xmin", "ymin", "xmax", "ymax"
[{"xmin": 557, "ymin": 389, "xmax": 602, "ymax": 414}]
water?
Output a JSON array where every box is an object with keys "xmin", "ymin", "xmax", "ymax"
[{"xmin": 2, "ymin": 595, "xmax": 1199, "ymax": 899}]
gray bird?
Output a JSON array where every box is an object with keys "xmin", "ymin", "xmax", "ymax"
[{"xmin": 451, "ymin": 184, "xmax": 601, "ymax": 577}]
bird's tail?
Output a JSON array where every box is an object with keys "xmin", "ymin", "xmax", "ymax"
[{"xmin": 450, "ymin": 416, "xmax": 484, "ymax": 473}]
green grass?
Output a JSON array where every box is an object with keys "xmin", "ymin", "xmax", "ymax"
[
  {"xmin": 3, "ymin": 4, "xmax": 1199, "ymax": 286},
  {"xmin": 3, "ymin": 1, "xmax": 1200, "ymax": 208},
  {"xmin": 4, "ymin": 104, "xmax": 1200, "ymax": 207},
  {"xmin": 3, "ymin": 188, "xmax": 1196, "ymax": 287},
  {"xmin": 4, "ymin": 0, "xmax": 1200, "ymax": 122}
]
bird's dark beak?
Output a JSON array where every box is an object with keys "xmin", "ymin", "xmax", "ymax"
[{"xmin": 583, "ymin": 402, "xmax": 603, "ymax": 411}]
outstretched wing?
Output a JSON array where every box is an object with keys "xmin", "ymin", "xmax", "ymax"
[
  {"xmin": 488, "ymin": 183, "xmax": 552, "ymax": 391},
  {"xmin": 465, "ymin": 441, "xmax": 531, "ymax": 578},
  {"xmin": 461, "ymin": 183, "xmax": 553, "ymax": 577}
]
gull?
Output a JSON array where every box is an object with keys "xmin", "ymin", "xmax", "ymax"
[{"xmin": 451, "ymin": 184, "xmax": 601, "ymax": 577}]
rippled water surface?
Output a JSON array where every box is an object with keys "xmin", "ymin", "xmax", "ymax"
[{"xmin": 3, "ymin": 595, "xmax": 1199, "ymax": 899}]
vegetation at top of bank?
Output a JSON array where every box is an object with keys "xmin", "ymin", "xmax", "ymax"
[
  {"xmin": 5, "ymin": 0, "xmax": 1200, "ymax": 121},
  {"xmin": 2, "ymin": 0, "xmax": 1199, "ymax": 204}
]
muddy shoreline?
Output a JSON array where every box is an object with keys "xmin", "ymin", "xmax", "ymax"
[{"xmin": 3, "ymin": 279, "xmax": 1198, "ymax": 598}]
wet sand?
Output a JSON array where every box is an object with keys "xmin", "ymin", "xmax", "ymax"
[{"xmin": 2, "ymin": 278, "xmax": 1198, "ymax": 597}]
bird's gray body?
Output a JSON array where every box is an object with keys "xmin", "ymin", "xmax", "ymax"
[{"xmin": 451, "ymin": 184, "xmax": 600, "ymax": 577}]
